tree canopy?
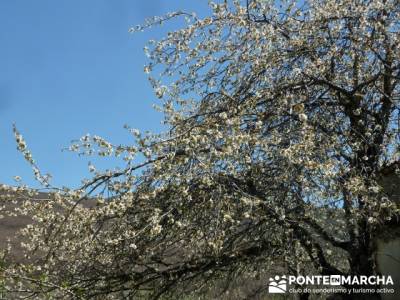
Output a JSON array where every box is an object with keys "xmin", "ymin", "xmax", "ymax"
[{"xmin": 1, "ymin": 0, "xmax": 399, "ymax": 299}]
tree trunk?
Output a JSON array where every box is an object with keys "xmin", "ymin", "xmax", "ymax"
[
  {"xmin": 372, "ymin": 163, "xmax": 400, "ymax": 300},
  {"xmin": 331, "ymin": 163, "xmax": 400, "ymax": 300},
  {"xmin": 349, "ymin": 254, "xmax": 382, "ymax": 300}
]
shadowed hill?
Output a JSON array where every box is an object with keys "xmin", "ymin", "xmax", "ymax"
[{"xmin": 0, "ymin": 189, "xmax": 96, "ymax": 263}]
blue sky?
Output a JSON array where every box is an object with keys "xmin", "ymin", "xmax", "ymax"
[{"xmin": 0, "ymin": 0, "xmax": 209, "ymax": 188}]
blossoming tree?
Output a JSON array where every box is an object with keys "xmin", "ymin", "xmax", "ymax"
[{"xmin": 1, "ymin": 0, "xmax": 399, "ymax": 299}]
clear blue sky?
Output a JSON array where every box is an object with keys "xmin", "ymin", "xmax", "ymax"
[{"xmin": 0, "ymin": 0, "xmax": 209, "ymax": 188}]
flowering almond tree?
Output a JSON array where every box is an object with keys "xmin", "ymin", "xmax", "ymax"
[{"xmin": 1, "ymin": 0, "xmax": 399, "ymax": 299}]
